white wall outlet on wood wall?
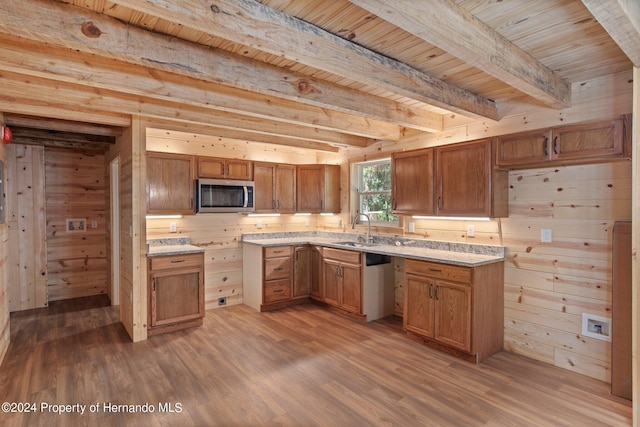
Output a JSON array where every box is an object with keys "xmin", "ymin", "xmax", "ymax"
[
  {"xmin": 169, "ymin": 222, "xmax": 177, "ymax": 233},
  {"xmin": 541, "ymin": 229, "xmax": 552, "ymax": 243},
  {"xmin": 466, "ymin": 224, "xmax": 475, "ymax": 237}
]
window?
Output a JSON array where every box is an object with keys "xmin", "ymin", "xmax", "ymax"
[{"xmin": 353, "ymin": 159, "xmax": 398, "ymax": 224}]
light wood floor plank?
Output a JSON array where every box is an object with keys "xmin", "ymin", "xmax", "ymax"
[{"xmin": 0, "ymin": 296, "xmax": 632, "ymax": 426}]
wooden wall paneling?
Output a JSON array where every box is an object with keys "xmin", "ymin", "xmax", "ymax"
[
  {"xmin": 0, "ymin": 112, "xmax": 8, "ymax": 365},
  {"xmin": 6, "ymin": 144, "xmax": 47, "ymax": 311},
  {"xmin": 502, "ymin": 161, "xmax": 632, "ymax": 382},
  {"xmin": 44, "ymin": 147, "xmax": 107, "ymax": 301}
]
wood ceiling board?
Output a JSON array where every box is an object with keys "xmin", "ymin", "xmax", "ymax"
[{"xmin": 581, "ymin": 0, "xmax": 640, "ymax": 67}]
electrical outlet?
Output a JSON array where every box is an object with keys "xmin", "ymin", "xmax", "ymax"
[
  {"xmin": 257, "ymin": 219, "xmax": 263, "ymax": 229},
  {"xmin": 541, "ymin": 228, "xmax": 552, "ymax": 243},
  {"xmin": 466, "ymin": 224, "xmax": 475, "ymax": 237},
  {"xmin": 169, "ymin": 222, "xmax": 177, "ymax": 233},
  {"xmin": 408, "ymin": 222, "xmax": 415, "ymax": 233},
  {"xmin": 91, "ymin": 220, "xmax": 98, "ymax": 229},
  {"xmin": 305, "ymin": 217, "xmax": 310, "ymax": 227}
]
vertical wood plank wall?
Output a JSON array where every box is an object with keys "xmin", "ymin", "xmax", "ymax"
[
  {"xmin": 44, "ymin": 148, "xmax": 108, "ymax": 301},
  {"xmin": 6, "ymin": 144, "xmax": 47, "ymax": 311},
  {"xmin": 0, "ymin": 113, "xmax": 9, "ymax": 363}
]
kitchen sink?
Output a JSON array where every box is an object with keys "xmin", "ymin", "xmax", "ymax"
[{"xmin": 333, "ymin": 240, "xmax": 377, "ymax": 248}]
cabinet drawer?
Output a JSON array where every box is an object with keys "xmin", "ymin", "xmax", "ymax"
[
  {"xmin": 264, "ymin": 257, "xmax": 291, "ymax": 280},
  {"xmin": 150, "ymin": 253, "xmax": 203, "ymax": 271},
  {"xmin": 405, "ymin": 259, "xmax": 471, "ymax": 283},
  {"xmin": 323, "ymin": 247, "xmax": 361, "ymax": 264},
  {"xmin": 264, "ymin": 280, "xmax": 291, "ymax": 303},
  {"xmin": 264, "ymin": 246, "xmax": 292, "ymax": 258}
]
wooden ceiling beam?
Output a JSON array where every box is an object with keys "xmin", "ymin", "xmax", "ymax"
[
  {"xmin": 0, "ymin": 0, "xmax": 441, "ymax": 134},
  {"xmin": 106, "ymin": 0, "xmax": 499, "ymax": 120},
  {"xmin": 0, "ymin": 72, "xmax": 354, "ymax": 151},
  {"xmin": 349, "ymin": 0, "xmax": 571, "ymax": 109},
  {"xmin": 581, "ymin": 0, "xmax": 640, "ymax": 67},
  {"xmin": 3, "ymin": 114, "xmax": 124, "ymax": 138}
]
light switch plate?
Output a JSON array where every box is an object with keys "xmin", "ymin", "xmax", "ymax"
[{"xmin": 541, "ymin": 228, "xmax": 552, "ymax": 243}]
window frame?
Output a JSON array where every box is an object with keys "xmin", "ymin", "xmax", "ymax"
[{"xmin": 351, "ymin": 157, "xmax": 398, "ymax": 226}]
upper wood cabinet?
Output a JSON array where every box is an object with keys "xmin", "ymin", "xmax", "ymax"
[
  {"xmin": 197, "ymin": 156, "xmax": 253, "ymax": 180},
  {"xmin": 496, "ymin": 116, "xmax": 630, "ymax": 169},
  {"xmin": 296, "ymin": 164, "xmax": 340, "ymax": 213},
  {"xmin": 253, "ymin": 162, "xmax": 296, "ymax": 213},
  {"xmin": 146, "ymin": 151, "xmax": 195, "ymax": 215},
  {"xmin": 436, "ymin": 138, "xmax": 508, "ymax": 218},
  {"xmin": 392, "ymin": 148, "xmax": 435, "ymax": 215},
  {"xmin": 495, "ymin": 129, "xmax": 551, "ymax": 168}
]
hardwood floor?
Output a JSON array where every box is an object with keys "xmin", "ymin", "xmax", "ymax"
[{"xmin": 0, "ymin": 296, "xmax": 632, "ymax": 426}]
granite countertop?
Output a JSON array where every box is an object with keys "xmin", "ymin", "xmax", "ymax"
[
  {"xmin": 242, "ymin": 231, "xmax": 504, "ymax": 267},
  {"xmin": 146, "ymin": 237, "xmax": 205, "ymax": 257}
]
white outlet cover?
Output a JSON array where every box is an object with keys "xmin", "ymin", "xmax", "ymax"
[
  {"xmin": 541, "ymin": 229, "xmax": 552, "ymax": 243},
  {"xmin": 466, "ymin": 224, "xmax": 475, "ymax": 237},
  {"xmin": 408, "ymin": 222, "xmax": 415, "ymax": 233},
  {"xmin": 169, "ymin": 222, "xmax": 177, "ymax": 233}
]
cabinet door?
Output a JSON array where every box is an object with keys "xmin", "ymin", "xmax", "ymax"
[
  {"xmin": 340, "ymin": 263, "xmax": 361, "ymax": 314},
  {"xmin": 276, "ymin": 164, "xmax": 296, "ymax": 213},
  {"xmin": 310, "ymin": 246, "xmax": 323, "ymax": 299},
  {"xmin": 297, "ymin": 165, "xmax": 324, "ymax": 212},
  {"xmin": 392, "ymin": 149, "xmax": 434, "ymax": 215},
  {"xmin": 147, "ymin": 152, "xmax": 195, "ymax": 214},
  {"xmin": 403, "ymin": 274, "xmax": 435, "ymax": 338},
  {"xmin": 436, "ymin": 139, "xmax": 491, "ymax": 217},
  {"xmin": 254, "ymin": 162, "xmax": 276, "ymax": 212},
  {"xmin": 552, "ymin": 118, "xmax": 624, "ymax": 160},
  {"xmin": 293, "ymin": 246, "xmax": 311, "ymax": 297},
  {"xmin": 227, "ymin": 159, "xmax": 253, "ymax": 180},
  {"xmin": 197, "ymin": 156, "xmax": 227, "ymax": 178},
  {"xmin": 150, "ymin": 268, "xmax": 202, "ymax": 327},
  {"xmin": 496, "ymin": 130, "xmax": 551, "ymax": 167},
  {"xmin": 323, "ymin": 260, "xmax": 341, "ymax": 307},
  {"xmin": 434, "ymin": 280, "xmax": 471, "ymax": 352}
]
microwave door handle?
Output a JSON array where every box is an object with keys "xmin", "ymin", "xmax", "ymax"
[{"xmin": 243, "ymin": 186, "xmax": 248, "ymax": 208}]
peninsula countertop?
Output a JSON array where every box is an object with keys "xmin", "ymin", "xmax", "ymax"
[
  {"xmin": 242, "ymin": 231, "xmax": 504, "ymax": 267},
  {"xmin": 146, "ymin": 237, "xmax": 205, "ymax": 257}
]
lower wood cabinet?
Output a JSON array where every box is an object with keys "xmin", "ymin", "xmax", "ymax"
[
  {"xmin": 319, "ymin": 247, "xmax": 362, "ymax": 315},
  {"xmin": 147, "ymin": 252, "xmax": 204, "ymax": 336},
  {"xmin": 403, "ymin": 258, "xmax": 503, "ymax": 363}
]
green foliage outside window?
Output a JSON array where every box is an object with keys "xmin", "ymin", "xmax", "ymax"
[{"xmin": 357, "ymin": 160, "xmax": 398, "ymax": 224}]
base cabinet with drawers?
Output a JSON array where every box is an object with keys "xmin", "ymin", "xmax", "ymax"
[
  {"xmin": 403, "ymin": 258, "xmax": 504, "ymax": 363},
  {"xmin": 147, "ymin": 252, "xmax": 205, "ymax": 336},
  {"xmin": 242, "ymin": 244, "xmax": 312, "ymax": 312}
]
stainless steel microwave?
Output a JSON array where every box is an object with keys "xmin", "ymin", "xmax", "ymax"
[{"xmin": 196, "ymin": 179, "xmax": 255, "ymax": 213}]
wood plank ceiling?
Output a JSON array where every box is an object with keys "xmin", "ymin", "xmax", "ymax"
[{"xmin": 0, "ymin": 0, "xmax": 636, "ymax": 151}]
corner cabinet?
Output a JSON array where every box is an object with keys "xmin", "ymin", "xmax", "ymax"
[
  {"xmin": 496, "ymin": 116, "xmax": 630, "ymax": 169},
  {"xmin": 296, "ymin": 164, "xmax": 340, "ymax": 213},
  {"xmin": 392, "ymin": 148, "xmax": 435, "ymax": 215},
  {"xmin": 147, "ymin": 252, "xmax": 205, "ymax": 336},
  {"xmin": 403, "ymin": 258, "xmax": 503, "ymax": 363},
  {"xmin": 436, "ymin": 138, "xmax": 508, "ymax": 217},
  {"xmin": 146, "ymin": 151, "xmax": 195, "ymax": 215}
]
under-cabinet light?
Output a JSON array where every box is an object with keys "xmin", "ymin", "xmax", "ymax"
[
  {"xmin": 412, "ymin": 215, "xmax": 491, "ymax": 221},
  {"xmin": 146, "ymin": 215, "xmax": 183, "ymax": 219},
  {"xmin": 320, "ymin": 213, "xmax": 334, "ymax": 216},
  {"xmin": 246, "ymin": 213, "xmax": 281, "ymax": 217},
  {"xmin": 295, "ymin": 213, "xmax": 312, "ymax": 216}
]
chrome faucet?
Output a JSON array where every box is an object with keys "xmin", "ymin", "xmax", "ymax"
[{"xmin": 352, "ymin": 211, "xmax": 374, "ymax": 244}]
